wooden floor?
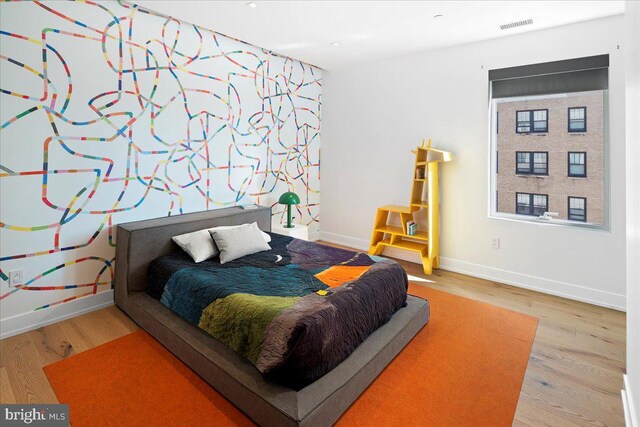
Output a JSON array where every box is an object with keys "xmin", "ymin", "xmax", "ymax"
[{"xmin": 0, "ymin": 243, "xmax": 626, "ymax": 426}]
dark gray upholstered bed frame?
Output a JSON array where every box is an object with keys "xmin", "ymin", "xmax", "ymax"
[{"xmin": 114, "ymin": 206, "xmax": 430, "ymax": 427}]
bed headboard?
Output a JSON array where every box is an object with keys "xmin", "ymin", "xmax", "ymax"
[{"xmin": 114, "ymin": 206, "xmax": 272, "ymax": 310}]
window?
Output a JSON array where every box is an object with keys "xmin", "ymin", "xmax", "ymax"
[
  {"xmin": 516, "ymin": 193, "xmax": 531, "ymax": 215},
  {"xmin": 516, "ymin": 111, "xmax": 530, "ymax": 133},
  {"xmin": 533, "ymin": 195, "xmax": 548, "ymax": 216},
  {"xmin": 533, "ymin": 110, "xmax": 548, "ymax": 132},
  {"xmin": 516, "ymin": 109, "xmax": 548, "ymax": 133},
  {"xmin": 490, "ymin": 55, "xmax": 609, "ymax": 227},
  {"xmin": 516, "ymin": 193, "xmax": 548, "ymax": 216},
  {"xmin": 568, "ymin": 152, "xmax": 586, "ymax": 177},
  {"xmin": 516, "ymin": 151, "xmax": 548, "ymax": 175},
  {"xmin": 533, "ymin": 152, "xmax": 548, "ymax": 175},
  {"xmin": 516, "ymin": 152, "xmax": 530, "ymax": 174},
  {"xmin": 568, "ymin": 107, "xmax": 587, "ymax": 132},
  {"xmin": 568, "ymin": 197, "xmax": 587, "ymax": 222}
]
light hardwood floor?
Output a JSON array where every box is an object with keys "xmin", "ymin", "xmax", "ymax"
[{"xmin": 0, "ymin": 243, "xmax": 626, "ymax": 426}]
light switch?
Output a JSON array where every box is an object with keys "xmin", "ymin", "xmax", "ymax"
[{"xmin": 9, "ymin": 270, "xmax": 23, "ymax": 287}]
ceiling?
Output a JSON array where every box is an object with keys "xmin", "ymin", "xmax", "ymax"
[{"xmin": 134, "ymin": 1, "xmax": 625, "ymax": 70}]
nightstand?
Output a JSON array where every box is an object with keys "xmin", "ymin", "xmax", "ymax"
[{"xmin": 271, "ymin": 223, "xmax": 309, "ymax": 241}]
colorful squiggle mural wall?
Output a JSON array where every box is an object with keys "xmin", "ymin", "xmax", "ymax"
[{"xmin": 0, "ymin": 0, "xmax": 321, "ymax": 321}]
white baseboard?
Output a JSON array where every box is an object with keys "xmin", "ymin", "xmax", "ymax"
[
  {"xmin": 624, "ymin": 374, "xmax": 639, "ymax": 427},
  {"xmin": 0, "ymin": 290, "xmax": 114, "ymax": 340},
  {"xmin": 320, "ymin": 231, "xmax": 370, "ymax": 251},
  {"xmin": 439, "ymin": 256, "xmax": 625, "ymax": 311},
  {"xmin": 624, "ymin": 390, "xmax": 633, "ymax": 427},
  {"xmin": 319, "ymin": 230, "xmax": 626, "ymax": 311},
  {"xmin": 308, "ymin": 231, "xmax": 321, "ymax": 242}
]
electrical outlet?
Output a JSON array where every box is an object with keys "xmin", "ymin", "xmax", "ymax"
[
  {"xmin": 9, "ymin": 270, "xmax": 23, "ymax": 287},
  {"xmin": 491, "ymin": 238, "xmax": 500, "ymax": 250}
]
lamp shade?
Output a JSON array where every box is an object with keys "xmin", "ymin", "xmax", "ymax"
[{"xmin": 278, "ymin": 191, "xmax": 300, "ymax": 205}]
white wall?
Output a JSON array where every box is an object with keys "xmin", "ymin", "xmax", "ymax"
[
  {"xmin": 321, "ymin": 15, "xmax": 626, "ymax": 309},
  {"xmin": 625, "ymin": 1, "xmax": 640, "ymax": 424}
]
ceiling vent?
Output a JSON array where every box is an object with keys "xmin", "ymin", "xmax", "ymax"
[{"xmin": 499, "ymin": 18, "xmax": 533, "ymax": 30}]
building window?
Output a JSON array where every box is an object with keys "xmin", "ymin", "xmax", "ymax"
[
  {"xmin": 516, "ymin": 111, "xmax": 530, "ymax": 133},
  {"xmin": 516, "ymin": 152, "xmax": 530, "ymax": 174},
  {"xmin": 516, "ymin": 193, "xmax": 530, "ymax": 215},
  {"xmin": 568, "ymin": 107, "xmax": 587, "ymax": 132},
  {"xmin": 568, "ymin": 152, "xmax": 587, "ymax": 177},
  {"xmin": 516, "ymin": 109, "xmax": 548, "ymax": 133},
  {"xmin": 533, "ymin": 194, "xmax": 548, "ymax": 216},
  {"xmin": 568, "ymin": 197, "xmax": 587, "ymax": 222},
  {"xmin": 516, "ymin": 151, "xmax": 548, "ymax": 175},
  {"xmin": 516, "ymin": 193, "xmax": 548, "ymax": 216},
  {"xmin": 533, "ymin": 152, "xmax": 548, "ymax": 174},
  {"xmin": 533, "ymin": 110, "xmax": 548, "ymax": 132}
]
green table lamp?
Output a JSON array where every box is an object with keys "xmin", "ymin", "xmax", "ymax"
[{"xmin": 279, "ymin": 191, "xmax": 300, "ymax": 228}]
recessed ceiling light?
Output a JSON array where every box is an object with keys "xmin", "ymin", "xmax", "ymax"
[
  {"xmin": 246, "ymin": 2, "xmax": 258, "ymax": 8},
  {"xmin": 433, "ymin": 14, "xmax": 444, "ymax": 19},
  {"xmin": 331, "ymin": 42, "xmax": 340, "ymax": 47}
]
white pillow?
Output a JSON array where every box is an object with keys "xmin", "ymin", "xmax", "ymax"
[
  {"xmin": 212, "ymin": 225, "xmax": 271, "ymax": 244},
  {"xmin": 209, "ymin": 222, "xmax": 271, "ymax": 264},
  {"xmin": 172, "ymin": 229, "xmax": 215, "ymax": 263},
  {"xmin": 172, "ymin": 224, "xmax": 271, "ymax": 263}
]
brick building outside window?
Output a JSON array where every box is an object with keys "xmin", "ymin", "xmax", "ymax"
[{"xmin": 495, "ymin": 91, "xmax": 605, "ymax": 225}]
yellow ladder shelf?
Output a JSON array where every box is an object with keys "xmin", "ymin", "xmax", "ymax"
[{"xmin": 368, "ymin": 139, "xmax": 452, "ymax": 275}]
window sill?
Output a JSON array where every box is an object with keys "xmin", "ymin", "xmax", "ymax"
[
  {"xmin": 488, "ymin": 212, "xmax": 608, "ymax": 231},
  {"xmin": 516, "ymin": 174, "xmax": 548, "ymax": 178}
]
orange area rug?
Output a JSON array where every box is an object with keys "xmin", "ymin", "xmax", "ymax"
[{"xmin": 44, "ymin": 284, "xmax": 538, "ymax": 426}]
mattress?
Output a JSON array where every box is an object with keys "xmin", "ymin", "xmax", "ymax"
[{"xmin": 147, "ymin": 233, "xmax": 409, "ymax": 388}]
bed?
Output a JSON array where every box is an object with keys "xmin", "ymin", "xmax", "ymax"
[{"xmin": 115, "ymin": 206, "xmax": 430, "ymax": 426}]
